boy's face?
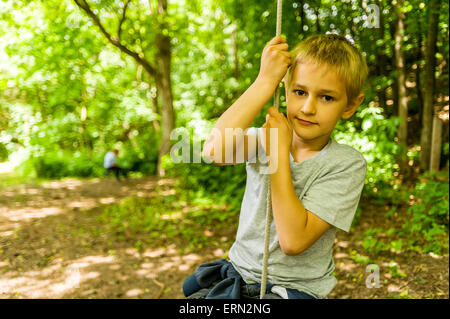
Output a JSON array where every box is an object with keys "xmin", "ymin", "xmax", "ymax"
[{"xmin": 285, "ymin": 62, "xmax": 361, "ymax": 147}]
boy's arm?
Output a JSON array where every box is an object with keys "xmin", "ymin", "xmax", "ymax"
[
  {"xmin": 269, "ymin": 154, "xmax": 331, "ymax": 256},
  {"xmin": 203, "ymin": 36, "xmax": 291, "ymax": 164},
  {"xmin": 263, "ymin": 107, "xmax": 330, "ymax": 256}
]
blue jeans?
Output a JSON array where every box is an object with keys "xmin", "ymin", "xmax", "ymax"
[
  {"xmin": 242, "ymin": 283, "xmax": 316, "ymax": 299},
  {"xmin": 184, "ymin": 258, "xmax": 316, "ymax": 299},
  {"xmin": 106, "ymin": 166, "xmax": 126, "ymax": 181}
]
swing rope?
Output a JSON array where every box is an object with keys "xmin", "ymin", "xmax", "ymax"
[{"xmin": 260, "ymin": 0, "xmax": 282, "ymax": 299}]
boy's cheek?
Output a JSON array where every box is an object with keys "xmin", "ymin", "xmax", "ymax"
[
  {"xmin": 286, "ymin": 115, "xmax": 295, "ymax": 127},
  {"xmin": 286, "ymin": 105, "xmax": 300, "ymax": 121}
]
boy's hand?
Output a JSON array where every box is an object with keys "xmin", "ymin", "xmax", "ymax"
[
  {"xmin": 261, "ymin": 107, "xmax": 292, "ymax": 159},
  {"xmin": 257, "ymin": 36, "xmax": 291, "ymax": 87}
]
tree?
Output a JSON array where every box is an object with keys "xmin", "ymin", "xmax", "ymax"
[
  {"xmin": 73, "ymin": 0, "xmax": 175, "ymax": 176},
  {"xmin": 419, "ymin": 0, "xmax": 441, "ymax": 171},
  {"xmin": 394, "ymin": 0, "xmax": 408, "ymax": 147}
]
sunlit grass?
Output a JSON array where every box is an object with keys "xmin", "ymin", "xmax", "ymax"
[
  {"xmin": 96, "ymin": 190, "xmax": 238, "ymax": 253},
  {"xmin": 0, "ymin": 172, "xmax": 43, "ymax": 191}
]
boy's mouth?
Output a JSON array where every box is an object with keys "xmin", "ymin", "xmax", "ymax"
[{"xmin": 295, "ymin": 117, "xmax": 317, "ymax": 125}]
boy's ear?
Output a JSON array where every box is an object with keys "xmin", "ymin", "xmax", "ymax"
[{"xmin": 342, "ymin": 93, "xmax": 364, "ymax": 119}]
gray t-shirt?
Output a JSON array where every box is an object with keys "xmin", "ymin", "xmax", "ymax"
[{"xmin": 228, "ymin": 127, "xmax": 367, "ymax": 298}]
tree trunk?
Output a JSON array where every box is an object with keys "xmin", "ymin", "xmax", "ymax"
[
  {"xmin": 388, "ymin": 14, "xmax": 398, "ymax": 117},
  {"xmin": 375, "ymin": 0, "xmax": 387, "ymax": 111},
  {"xmin": 429, "ymin": 113, "xmax": 443, "ymax": 171},
  {"xmin": 394, "ymin": 0, "xmax": 408, "ymax": 147},
  {"xmin": 150, "ymin": 79, "xmax": 161, "ymax": 132},
  {"xmin": 299, "ymin": 1, "xmax": 305, "ymax": 33},
  {"xmin": 415, "ymin": 14, "xmax": 424, "ymax": 128},
  {"xmin": 154, "ymin": 58, "xmax": 173, "ymax": 177},
  {"xmin": 155, "ymin": 0, "xmax": 175, "ymax": 177},
  {"xmin": 137, "ymin": 65, "xmax": 160, "ymax": 132},
  {"xmin": 420, "ymin": 0, "xmax": 440, "ymax": 171},
  {"xmin": 314, "ymin": 5, "xmax": 321, "ymax": 33}
]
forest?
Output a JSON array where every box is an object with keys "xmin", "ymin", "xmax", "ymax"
[{"xmin": 0, "ymin": 0, "xmax": 448, "ymax": 299}]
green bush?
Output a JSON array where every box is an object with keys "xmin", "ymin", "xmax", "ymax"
[
  {"xmin": 332, "ymin": 102, "xmax": 403, "ymax": 195},
  {"xmin": 403, "ymin": 170, "xmax": 449, "ymax": 254},
  {"xmin": 167, "ymin": 160, "xmax": 247, "ymax": 212},
  {"xmin": 31, "ymin": 150, "xmax": 104, "ymax": 178},
  {"xmin": 357, "ymin": 170, "xmax": 449, "ymax": 256},
  {"xmin": 0, "ymin": 143, "xmax": 8, "ymax": 162},
  {"xmin": 22, "ymin": 131, "xmax": 159, "ymax": 179}
]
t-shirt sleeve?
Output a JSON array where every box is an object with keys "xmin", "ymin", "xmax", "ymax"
[{"xmin": 301, "ymin": 154, "xmax": 367, "ymax": 232}]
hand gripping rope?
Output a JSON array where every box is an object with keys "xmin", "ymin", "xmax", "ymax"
[{"xmin": 260, "ymin": 0, "xmax": 282, "ymax": 299}]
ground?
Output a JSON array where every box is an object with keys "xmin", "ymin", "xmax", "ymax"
[{"xmin": 0, "ymin": 175, "xmax": 448, "ymax": 299}]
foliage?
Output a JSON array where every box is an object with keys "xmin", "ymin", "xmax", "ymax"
[
  {"xmin": 356, "ymin": 170, "xmax": 449, "ymax": 256},
  {"xmin": 0, "ymin": 0, "xmax": 449, "ymax": 259},
  {"xmin": 30, "ymin": 150, "xmax": 102, "ymax": 178},
  {"xmin": 333, "ymin": 101, "xmax": 403, "ymax": 194},
  {"xmin": 403, "ymin": 170, "xmax": 449, "ymax": 254},
  {"xmin": 360, "ymin": 228, "xmax": 390, "ymax": 255},
  {"xmin": 97, "ymin": 193, "xmax": 238, "ymax": 252},
  {"xmin": 0, "ymin": 1, "xmax": 160, "ymax": 177},
  {"xmin": 167, "ymin": 161, "xmax": 247, "ymax": 212},
  {"xmin": 0, "ymin": 143, "xmax": 8, "ymax": 162}
]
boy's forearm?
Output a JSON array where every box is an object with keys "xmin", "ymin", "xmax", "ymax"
[
  {"xmin": 206, "ymin": 77, "xmax": 278, "ymax": 160},
  {"xmin": 214, "ymin": 77, "xmax": 277, "ymax": 132},
  {"xmin": 269, "ymin": 155, "xmax": 309, "ymax": 254}
]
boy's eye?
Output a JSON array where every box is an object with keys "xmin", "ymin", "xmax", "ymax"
[
  {"xmin": 294, "ymin": 90, "xmax": 306, "ymax": 96},
  {"xmin": 322, "ymin": 95, "xmax": 334, "ymax": 102}
]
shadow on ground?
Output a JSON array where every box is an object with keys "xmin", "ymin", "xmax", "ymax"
[
  {"xmin": 0, "ymin": 176, "xmax": 229, "ymax": 299},
  {"xmin": 0, "ymin": 176, "xmax": 448, "ymax": 299}
]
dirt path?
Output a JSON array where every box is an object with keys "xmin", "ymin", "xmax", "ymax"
[{"xmin": 0, "ymin": 176, "xmax": 448, "ymax": 299}]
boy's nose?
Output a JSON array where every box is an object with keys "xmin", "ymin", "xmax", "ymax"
[{"xmin": 301, "ymin": 97, "xmax": 316, "ymax": 115}]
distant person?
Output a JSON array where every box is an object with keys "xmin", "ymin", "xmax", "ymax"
[{"xmin": 104, "ymin": 149, "xmax": 126, "ymax": 181}]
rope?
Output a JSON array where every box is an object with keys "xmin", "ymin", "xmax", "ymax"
[
  {"xmin": 260, "ymin": 0, "xmax": 282, "ymax": 299},
  {"xmin": 273, "ymin": 0, "xmax": 282, "ymax": 110}
]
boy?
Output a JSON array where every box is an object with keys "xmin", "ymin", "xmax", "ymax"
[{"xmin": 183, "ymin": 34, "xmax": 368, "ymax": 299}]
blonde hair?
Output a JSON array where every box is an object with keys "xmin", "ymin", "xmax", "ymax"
[{"xmin": 286, "ymin": 34, "xmax": 368, "ymax": 103}]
